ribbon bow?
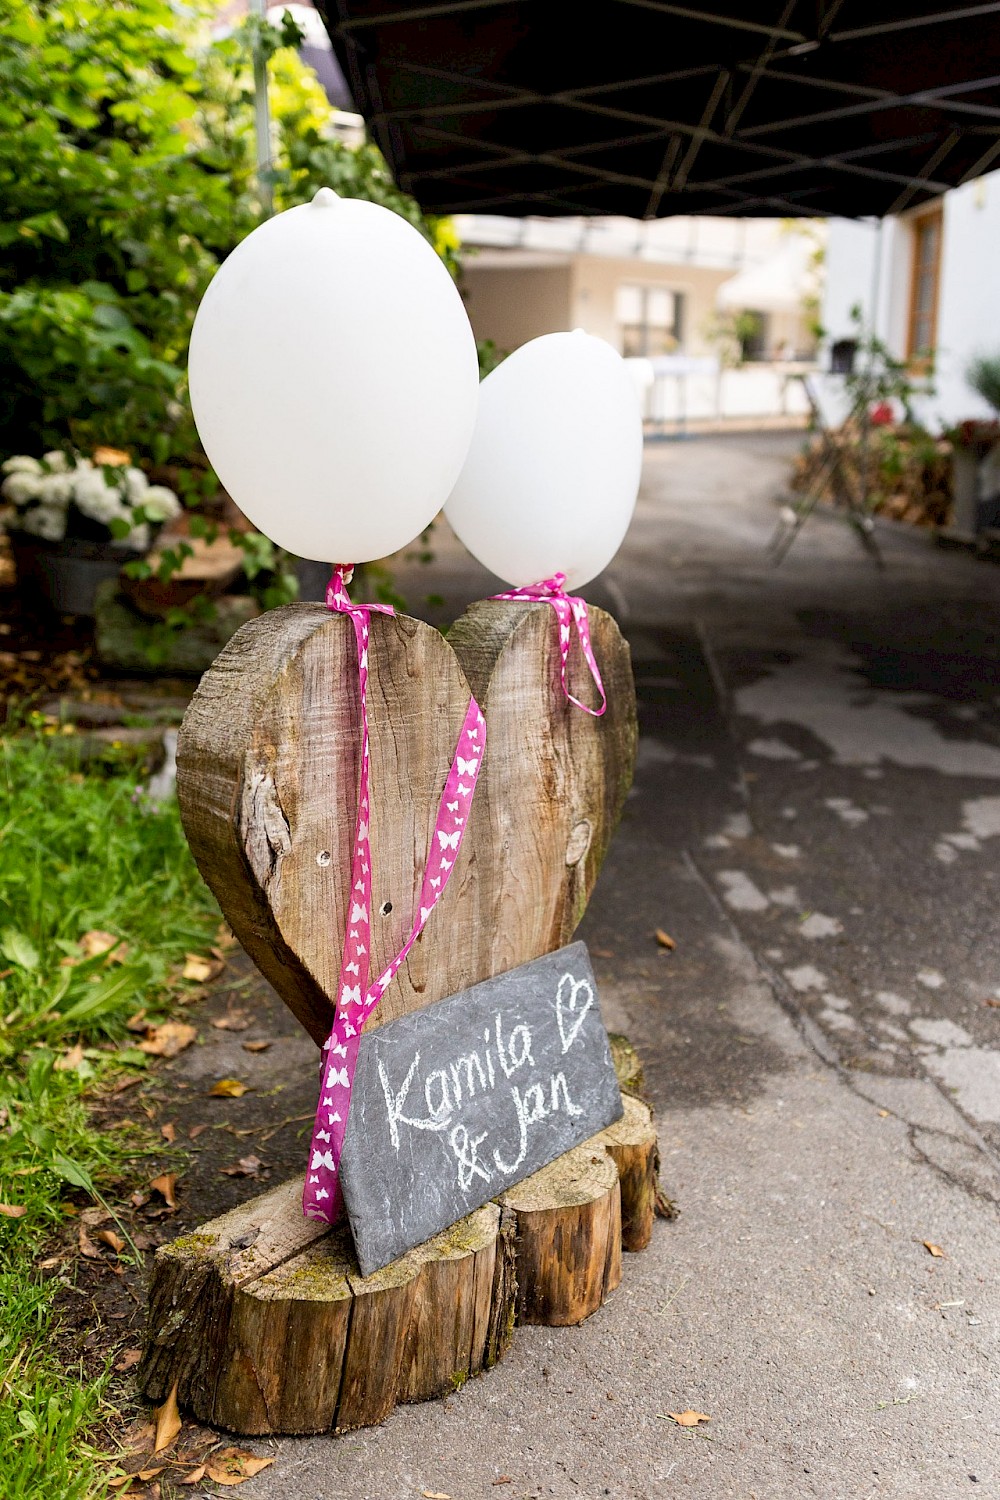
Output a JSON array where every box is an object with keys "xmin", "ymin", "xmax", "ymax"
[
  {"xmin": 302, "ymin": 568, "xmax": 485, "ymax": 1224},
  {"xmin": 491, "ymin": 573, "xmax": 606, "ymax": 717}
]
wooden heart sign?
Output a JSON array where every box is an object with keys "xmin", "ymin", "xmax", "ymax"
[{"xmin": 177, "ymin": 597, "xmax": 636, "ymax": 1046}]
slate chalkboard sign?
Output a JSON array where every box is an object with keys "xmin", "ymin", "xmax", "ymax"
[{"xmin": 339, "ymin": 940, "xmax": 622, "ymax": 1276}]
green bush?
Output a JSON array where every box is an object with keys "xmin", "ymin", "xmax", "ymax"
[{"xmin": 0, "ymin": 0, "xmax": 455, "ymax": 460}]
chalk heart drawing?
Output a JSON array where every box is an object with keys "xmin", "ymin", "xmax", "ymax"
[
  {"xmin": 176, "ymin": 597, "xmax": 637, "ymax": 1048},
  {"xmin": 556, "ymin": 973, "xmax": 596, "ymax": 1054}
]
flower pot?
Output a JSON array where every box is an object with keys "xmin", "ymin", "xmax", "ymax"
[{"xmin": 10, "ymin": 533, "xmax": 142, "ymax": 617}]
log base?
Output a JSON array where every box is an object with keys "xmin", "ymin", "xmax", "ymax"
[{"xmin": 139, "ymin": 1094, "xmax": 661, "ymax": 1436}]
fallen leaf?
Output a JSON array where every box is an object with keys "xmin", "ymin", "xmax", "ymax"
[
  {"xmin": 0, "ymin": 1203, "xmax": 26, "ymax": 1218},
  {"xmin": 877, "ymin": 1109, "xmax": 890, "ymax": 1118},
  {"xmin": 220, "ymin": 1155, "xmax": 264, "ymax": 1178},
  {"xmin": 95, "ymin": 1228, "xmax": 126, "ymax": 1254},
  {"xmin": 54, "ymin": 1041, "xmax": 85, "ymax": 1072},
  {"xmin": 108, "ymin": 1479, "xmax": 132, "ymax": 1491},
  {"xmin": 161, "ymin": 1122, "xmax": 177, "ymax": 1143},
  {"xmin": 242, "ymin": 1039, "xmax": 271, "ymax": 1053},
  {"xmin": 210, "ymin": 1078, "xmax": 248, "ymax": 1098},
  {"xmin": 78, "ymin": 1223, "xmax": 101, "ymax": 1259},
  {"xmin": 211, "ymin": 1013, "xmax": 251, "ymax": 1032},
  {"xmin": 130, "ymin": 1190, "xmax": 149, "ymax": 1208},
  {"xmin": 188, "ymin": 1124, "xmax": 208, "ymax": 1140},
  {"xmin": 654, "ymin": 929, "xmax": 676, "ymax": 950},
  {"xmin": 116, "ymin": 1349, "xmax": 142, "ymax": 1372},
  {"xmin": 178, "ymin": 1465, "xmax": 206, "ymax": 1485},
  {"xmin": 133, "ymin": 1232, "xmax": 156, "ymax": 1251},
  {"xmin": 205, "ymin": 1448, "xmax": 274, "ymax": 1485},
  {"xmin": 983, "ymin": 997, "xmax": 1000, "ymax": 1008},
  {"xmin": 153, "ymin": 1381, "xmax": 181, "ymax": 1453},
  {"xmin": 422, "ymin": 1493, "xmax": 451, "ymax": 1499},
  {"xmin": 923, "ymin": 1240, "xmax": 946, "ymax": 1258},
  {"xmin": 665, "ymin": 1409, "xmax": 711, "ymax": 1427},
  {"xmin": 149, "ymin": 1173, "xmax": 178, "ymax": 1209},
  {"xmin": 137, "ymin": 1468, "xmax": 166, "ymax": 1482},
  {"xmin": 139, "ymin": 1022, "xmax": 197, "ymax": 1059},
  {"xmin": 79, "ymin": 929, "xmax": 128, "ymax": 962},
  {"xmin": 183, "ymin": 953, "xmax": 224, "ymax": 984}
]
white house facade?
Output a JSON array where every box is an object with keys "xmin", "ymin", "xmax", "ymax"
[{"xmin": 820, "ymin": 168, "xmax": 1000, "ymax": 429}]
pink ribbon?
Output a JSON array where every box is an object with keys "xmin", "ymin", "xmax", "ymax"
[
  {"xmin": 302, "ymin": 568, "xmax": 485, "ymax": 1225},
  {"xmin": 491, "ymin": 573, "xmax": 606, "ymax": 717}
]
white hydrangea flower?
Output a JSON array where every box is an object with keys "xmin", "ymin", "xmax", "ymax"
[
  {"xmin": 141, "ymin": 485, "xmax": 181, "ymax": 523},
  {"xmin": 21, "ymin": 504, "xmax": 67, "ymax": 542},
  {"xmin": 1, "ymin": 472, "xmax": 43, "ymax": 505},
  {"xmin": 124, "ymin": 466, "xmax": 149, "ymax": 503},
  {"xmin": 42, "ymin": 451, "xmax": 70, "ymax": 473},
  {"xmin": 73, "ymin": 469, "xmax": 126, "ymax": 524},
  {"xmin": 125, "ymin": 522, "xmax": 151, "ymax": 552},
  {"xmin": 1, "ymin": 455, "xmax": 43, "ymax": 476},
  {"xmin": 36, "ymin": 473, "xmax": 74, "ymax": 506}
]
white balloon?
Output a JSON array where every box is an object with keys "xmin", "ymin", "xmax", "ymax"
[
  {"xmin": 444, "ymin": 331, "xmax": 643, "ymax": 589},
  {"xmin": 188, "ymin": 188, "xmax": 479, "ymax": 563}
]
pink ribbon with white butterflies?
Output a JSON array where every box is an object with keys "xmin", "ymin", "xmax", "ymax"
[
  {"xmin": 302, "ymin": 568, "xmax": 485, "ymax": 1225},
  {"xmin": 491, "ymin": 572, "xmax": 607, "ymax": 717}
]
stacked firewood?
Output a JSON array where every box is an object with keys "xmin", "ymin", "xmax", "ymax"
[{"xmin": 790, "ymin": 419, "xmax": 953, "ymax": 529}]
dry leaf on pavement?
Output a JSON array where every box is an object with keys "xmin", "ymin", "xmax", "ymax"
[
  {"xmin": 923, "ymin": 1240, "xmax": 946, "ymax": 1258},
  {"xmin": 153, "ymin": 1381, "xmax": 182, "ymax": 1453},
  {"xmin": 178, "ymin": 1465, "xmax": 206, "ymax": 1485},
  {"xmin": 205, "ymin": 1448, "xmax": 274, "ymax": 1485},
  {"xmin": 664, "ymin": 1409, "xmax": 711, "ymax": 1427},
  {"xmin": 654, "ymin": 929, "xmax": 676, "ymax": 950},
  {"xmin": 0, "ymin": 1203, "xmax": 26, "ymax": 1218},
  {"xmin": 212, "ymin": 1013, "xmax": 251, "ymax": 1032},
  {"xmin": 422, "ymin": 1492, "xmax": 451, "ymax": 1499},
  {"xmin": 242, "ymin": 1039, "xmax": 271, "ymax": 1053},
  {"xmin": 183, "ymin": 953, "xmax": 224, "ymax": 984},
  {"xmin": 220, "ymin": 1156, "xmax": 264, "ymax": 1178},
  {"xmin": 116, "ymin": 1349, "xmax": 142, "ymax": 1372},
  {"xmin": 139, "ymin": 1022, "xmax": 197, "ymax": 1059},
  {"xmin": 149, "ymin": 1174, "xmax": 178, "ymax": 1209},
  {"xmin": 210, "ymin": 1078, "xmax": 248, "ymax": 1098}
]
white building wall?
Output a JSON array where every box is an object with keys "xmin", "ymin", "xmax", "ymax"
[
  {"xmin": 820, "ymin": 170, "xmax": 1000, "ymax": 428},
  {"xmin": 935, "ymin": 173, "xmax": 1000, "ymax": 423}
]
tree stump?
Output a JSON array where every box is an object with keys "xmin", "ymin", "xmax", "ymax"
[
  {"xmin": 139, "ymin": 1179, "xmax": 515, "ymax": 1436},
  {"xmin": 595, "ymin": 1094, "xmax": 659, "ymax": 1252},
  {"xmin": 501, "ymin": 1143, "xmax": 622, "ymax": 1326},
  {"xmin": 139, "ymin": 1095, "xmax": 662, "ymax": 1432}
]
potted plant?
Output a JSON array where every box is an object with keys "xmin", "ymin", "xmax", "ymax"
[{"xmin": 1, "ymin": 449, "xmax": 180, "ymax": 615}]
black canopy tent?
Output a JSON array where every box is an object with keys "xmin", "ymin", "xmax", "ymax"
[{"xmin": 315, "ymin": 1, "xmax": 1000, "ymax": 219}]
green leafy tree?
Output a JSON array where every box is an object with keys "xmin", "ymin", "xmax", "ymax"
[{"xmin": 0, "ymin": 0, "xmax": 455, "ymax": 460}]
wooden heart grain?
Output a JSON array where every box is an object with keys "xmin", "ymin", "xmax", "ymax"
[{"xmin": 177, "ymin": 598, "xmax": 636, "ymax": 1046}]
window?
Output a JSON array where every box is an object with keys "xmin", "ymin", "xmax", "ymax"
[
  {"xmin": 616, "ymin": 283, "xmax": 684, "ymax": 356},
  {"xmin": 907, "ymin": 209, "xmax": 943, "ymax": 361}
]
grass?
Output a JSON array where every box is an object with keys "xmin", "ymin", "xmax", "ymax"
[{"xmin": 0, "ymin": 733, "xmax": 220, "ymax": 1498}]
